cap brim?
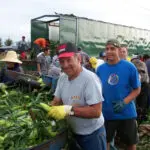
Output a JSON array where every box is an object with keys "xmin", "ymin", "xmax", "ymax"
[{"xmin": 58, "ymin": 52, "xmax": 75, "ymax": 58}]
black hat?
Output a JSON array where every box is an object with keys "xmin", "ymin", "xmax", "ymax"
[{"xmin": 99, "ymin": 51, "xmax": 106, "ymax": 57}]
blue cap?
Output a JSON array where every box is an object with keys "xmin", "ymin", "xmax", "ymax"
[{"xmin": 99, "ymin": 51, "xmax": 106, "ymax": 57}]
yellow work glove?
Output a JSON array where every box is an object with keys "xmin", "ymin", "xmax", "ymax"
[{"xmin": 48, "ymin": 105, "xmax": 73, "ymax": 120}]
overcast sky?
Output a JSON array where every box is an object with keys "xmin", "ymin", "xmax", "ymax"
[{"xmin": 1, "ymin": 0, "xmax": 150, "ymax": 43}]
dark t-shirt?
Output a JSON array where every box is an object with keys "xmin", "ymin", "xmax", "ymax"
[
  {"xmin": 0, "ymin": 64, "xmax": 23, "ymax": 83},
  {"xmin": 146, "ymin": 59, "xmax": 150, "ymax": 78}
]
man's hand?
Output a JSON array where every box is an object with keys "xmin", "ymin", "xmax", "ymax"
[
  {"xmin": 50, "ymin": 100, "xmax": 59, "ymax": 106},
  {"xmin": 50, "ymin": 97, "xmax": 63, "ymax": 106},
  {"xmin": 48, "ymin": 105, "xmax": 73, "ymax": 120},
  {"xmin": 112, "ymin": 100, "xmax": 127, "ymax": 113}
]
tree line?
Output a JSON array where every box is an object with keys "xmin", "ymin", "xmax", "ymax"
[{"xmin": 0, "ymin": 38, "xmax": 13, "ymax": 47}]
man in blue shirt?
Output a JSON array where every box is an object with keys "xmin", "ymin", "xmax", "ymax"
[{"xmin": 96, "ymin": 39, "xmax": 141, "ymax": 150}]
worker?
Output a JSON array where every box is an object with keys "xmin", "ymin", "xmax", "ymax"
[
  {"xmin": 132, "ymin": 59, "xmax": 150, "ymax": 125},
  {"xmin": 119, "ymin": 45, "xmax": 131, "ymax": 61},
  {"xmin": 96, "ymin": 39, "xmax": 141, "ymax": 150},
  {"xmin": 17, "ymin": 36, "xmax": 28, "ymax": 60},
  {"xmin": 37, "ymin": 47, "xmax": 51, "ymax": 76},
  {"xmin": 49, "ymin": 42, "xmax": 106, "ymax": 150},
  {"xmin": 99, "ymin": 51, "xmax": 107, "ymax": 62},
  {"xmin": 88, "ymin": 57, "xmax": 98, "ymax": 72},
  {"xmin": 31, "ymin": 38, "xmax": 50, "ymax": 59},
  {"xmin": 77, "ymin": 47, "xmax": 90, "ymax": 68},
  {"xmin": 0, "ymin": 50, "xmax": 23, "ymax": 84}
]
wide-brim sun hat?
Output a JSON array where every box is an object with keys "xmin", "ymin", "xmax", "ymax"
[{"xmin": 0, "ymin": 50, "xmax": 22, "ymax": 64}]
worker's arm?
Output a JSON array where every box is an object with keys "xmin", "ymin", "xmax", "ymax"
[
  {"xmin": 112, "ymin": 87, "xmax": 141, "ymax": 113},
  {"xmin": 124, "ymin": 87, "xmax": 141, "ymax": 104},
  {"xmin": 37, "ymin": 63, "xmax": 41, "ymax": 75},
  {"xmin": 72, "ymin": 102, "xmax": 102, "ymax": 118},
  {"xmin": 124, "ymin": 65, "xmax": 141, "ymax": 104},
  {"xmin": 50, "ymin": 99, "xmax": 102, "ymax": 119},
  {"xmin": 50, "ymin": 97, "xmax": 102, "ymax": 118}
]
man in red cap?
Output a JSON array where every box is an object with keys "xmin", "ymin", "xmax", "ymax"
[{"xmin": 48, "ymin": 42, "xmax": 106, "ymax": 150}]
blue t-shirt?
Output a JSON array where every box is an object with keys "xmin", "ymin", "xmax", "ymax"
[{"xmin": 96, "ymin": 60, "xmax": 141, "ymax": 120}]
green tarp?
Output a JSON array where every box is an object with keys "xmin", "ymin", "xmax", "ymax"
[
  {"xmin": 31, "ymin": 20, "xmax": 49, "ymax": 44},
  {"xmin": 59, "ymin": 16, "xmax": 77, "ymax": 44}
]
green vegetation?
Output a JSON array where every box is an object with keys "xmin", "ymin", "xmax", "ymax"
[
  {"xmin": 0, "ymin": 84, "xmax": 66, "ymax": 150},
  {"xmin": 4, "ymin": 38, "xmax": 13, "ymax": 46}
]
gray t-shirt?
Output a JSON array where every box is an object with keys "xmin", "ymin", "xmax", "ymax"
[
  {"xmin": 18, "ymin": 40, "xmax": 28, "ymax": 51},
  {"xmin": 37, "ymin": 52, "xmax": 51, "ymax": 75},
  {"xmin": 54, "ymin": 68, "xmax": 104, "ymax": 135}
]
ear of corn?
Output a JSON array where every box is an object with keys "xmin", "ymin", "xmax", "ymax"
[{"xmin": 39, "ymin": 102, "xmax": 51, "ymax": 112}]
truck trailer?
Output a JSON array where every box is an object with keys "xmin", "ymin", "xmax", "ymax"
[{"xmin": 31, "ymin": 13, "xmax": 150, "ymax": 56}]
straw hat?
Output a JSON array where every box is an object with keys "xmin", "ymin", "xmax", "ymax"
[{"xmin": 0, "ymin": 51, "xmax": 22, "ymax": 64}]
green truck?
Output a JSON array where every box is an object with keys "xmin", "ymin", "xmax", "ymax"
[{"xmin": 31, "ymin": 13, "xmax": 150, "ymax": 56}]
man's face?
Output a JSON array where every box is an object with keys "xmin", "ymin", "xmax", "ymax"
[
  {"xmin": 119, "ymin": 47, "xmax": 128, "ymax": 60},
  {"xmin": 105, "ymin": 44, "xmax": 120, "ymax": 62},
  {"xmin": 59, "ymin": 54, "xmax": 81, "ymax": 78},
  {"xmin": 45, "ymin": 49, "xmax": 50, "ymax": 55},
  {"xmin": 22, "ymin": 37, "xmax": 25, "ymax": 41},
  {"xmin": 6, "ymin": 62, "xmax": 15, "ymax": 68}
]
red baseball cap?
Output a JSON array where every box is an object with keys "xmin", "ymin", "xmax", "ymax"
[{"xmin": 57, "ymin": 42, "xmax": 78, "ymax": 58}]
